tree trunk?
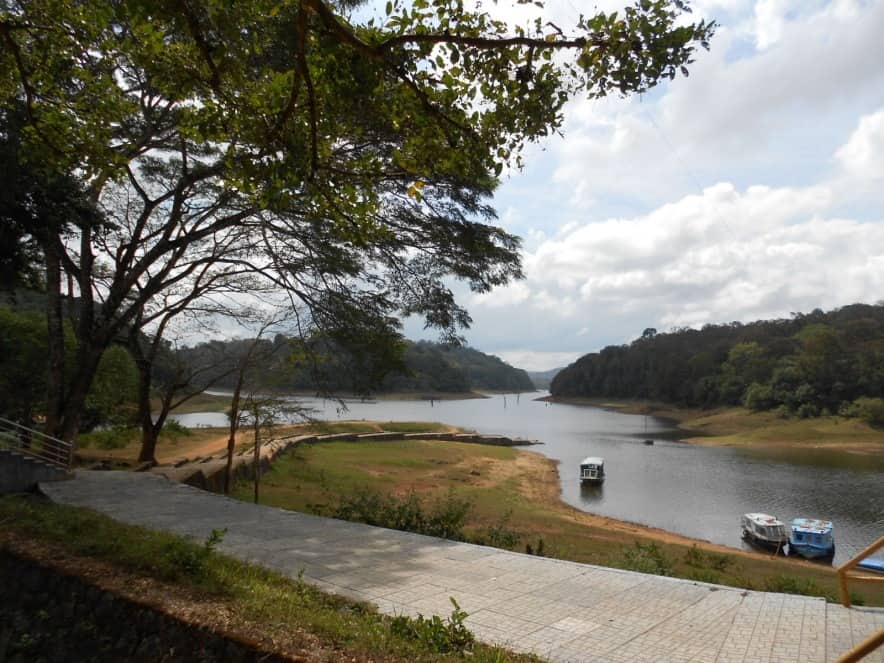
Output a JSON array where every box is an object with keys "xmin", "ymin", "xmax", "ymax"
[
  {"xmin": 224, "ymin": 369, "xmax": 245, "ymax": 495},
  {"xmin": 133, "ymin": 354, "xmax": 158, "ymax": 463},
  {"xmin": 252, "ymin": 413, "xmax": 260, "ymax": 504},
  {"xmin": 57, "ymin": 345, "xmax": 105, "ymax": 445},
  {"xmin": 43, "ymin": 241, "xmax": 65, "ymax": 439}
]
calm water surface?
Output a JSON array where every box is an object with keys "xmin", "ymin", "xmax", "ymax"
[{"xmin": 176, "ymin": 393, "xmax": 883, "ymax": 564}]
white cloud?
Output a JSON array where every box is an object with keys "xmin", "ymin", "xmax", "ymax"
[
  {"xmin": 836, "ymin": 108, "xmax": 884, "ymax": 181},
  {"xmin": 473, "ymin": 179, "xmax": 884, "ymax": 345}
]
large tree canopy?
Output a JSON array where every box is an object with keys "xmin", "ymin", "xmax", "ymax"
[{"xmin": 0, "ymin": 0, "xmax": 714, "ymax": 441}]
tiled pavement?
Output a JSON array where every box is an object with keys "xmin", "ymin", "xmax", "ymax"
[{"xmin": 42, "ymin": 472, "xmax": 883, "ymax": 662}]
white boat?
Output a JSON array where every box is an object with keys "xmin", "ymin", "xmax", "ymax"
[
  {"xmin": 579, "ymin": 456, "xmax": 605, "ymax": 484},
  {"xmin": 741, "ymin": 513, "xmax": 788, "ymax": 551}
]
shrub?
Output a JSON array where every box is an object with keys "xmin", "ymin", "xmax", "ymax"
[
  {"xmin": 763, "ymin": 575, "xmax": 834, "ymax": 601},
  {"xmin": 843, "ymin": 397, "xmax": 884, "ymax": 427},
  {"xmin": 483, "ymin": 510, "xmax": 520, "ymax": 550},
  {"xmin": 331, "ymin": 489, "xmax": 472, "ymax": 541},
  {"xmin": 390, "ymin": 598, "xmax": 474, "ymax": 654},
  {"xmin": 78, "ymin": 426, "xmax": 137, "ymax": 450},
  {"xmin": 616, "ymin": 542, "xmax": 673, "ymax": 576}
]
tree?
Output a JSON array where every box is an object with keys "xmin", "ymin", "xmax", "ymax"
[{"xmin": 1, "ymin": 0, "xmax": 714, "ymax": 443}]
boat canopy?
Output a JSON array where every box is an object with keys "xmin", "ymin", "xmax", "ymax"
[
  {"xmin": 791, "ymin": 518, "xmax": 833, "ymax": 535},
  {"xmin": 744, "ymin": 513, "xmax": 785, "ymax": 527},
  {"xmin": 580, "ymin": 456, "xmax": 604, "ymax": 467}
]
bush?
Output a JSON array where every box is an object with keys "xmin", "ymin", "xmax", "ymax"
[
  {"xmin": 744, "ymin": 383, "xmax": 777, "ymax": 411},
  {"xmin": 390, "ymin": 598, "xmax": 475, "ymax": 654},
  {"xmin": 616, "ymin": 542, "xmax": 673, "ymax": 576},
  {"xmin": 763, "ymin": 575, "xmax": 834, "ymax": 601},
  {"xmin": 162, "ymin": 419, "xmax": 191, "ymax": 439},
  {"xmin": 843, "ymin": 397, "xmax": 884, "ymax": 427},
  {"xmin": 483, "ymin": 510, "xmax": 520, "ymax": 550},
  {"xmin": 331, "ymin": 489, "xmax": 472, "ymax": 541},
  {"xmin": 77, "ymin": 426, "xmax": 137, "ymax": 450}
]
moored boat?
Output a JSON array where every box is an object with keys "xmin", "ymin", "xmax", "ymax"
[
  {"xmin": 857, "ymin": 557, "xmax": 884, "ymax": 574},
  {"xmin": 741, "ymin": 513, "xmax": 788, "ymax": 551},
  {"xmin": 579, "ymin": 456, "xmax": 605, "ymax": 484},
  {"xmin": 789, "ymin": 518, "xmax": 835, "ymax": 559}
]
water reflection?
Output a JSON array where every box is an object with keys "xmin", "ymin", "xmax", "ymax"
[
  {"xmin": 173, "ymin": 392, "xmax": 883, "ymax": 564},
  {"xmin": 579, "ymin": 482, "xmax": 604, "ymax": 502}
]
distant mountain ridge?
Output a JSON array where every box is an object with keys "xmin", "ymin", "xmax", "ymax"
[
  {"xmin": 180, "ymin": 337, "xmax": 535, "ymax": 395},
  {"xmin": 526, "ymin": 367, "xmax": 563, "ymax": 390}
]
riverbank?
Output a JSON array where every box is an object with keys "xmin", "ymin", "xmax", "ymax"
[
  {"xmin": 157, "ymin": 391, "xmax": 489, "ymax": 416},
  {"xmin": 232, "ymin": 437, "xmax": 883, "ymax": 606},
  {"xmin": 541, "ymin": 396, "xmax": 884, "ymax": 451}
]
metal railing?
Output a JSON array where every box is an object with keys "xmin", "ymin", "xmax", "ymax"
[{"xmin": 0, "ymin": 417, "xmax": 73, "ymax": 469}]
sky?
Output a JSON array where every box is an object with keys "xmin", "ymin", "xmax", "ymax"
[{"xmin": 405, "ymin": 0, "xmax": 884, "ymax": 371}]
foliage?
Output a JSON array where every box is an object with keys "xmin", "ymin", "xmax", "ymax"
[
  {"xmin": 329, "ymin": 488, "xmax": 473, "ymax": 540},
  {"xmin": 0, "ymin": 0, "xmax": 713, "ymax": 443},
  {"xmin": 763, "ymin": 575, "xmax": 835, "ymax": 602},
  {"xmin": 551, "ymin": 303, "xmax": 884, "ymax": 417},
  {"xmin": 683, "ymin": 545, "xmax": 732, "ymax": 572},
  {"xmin": 77, "ymin": 426, "xmax": 137, "ymax": 450},
  {"xmin": 180, "ymin": 336, "xmax": 534, "ymax": 394},
  {"xmin": 0, "ymin": 306, "xmax": 138, "ymax": 430},
  {"xmin": 82, "ymin": 345, "xmax": 139, "ymax": 429},
  {"xmin": 842, "ymin": 397, "xmax": 884, "ymax": 427},
  {"xmin": 615, "ymin": 542, "xmax": 673, "ymax": 576},
  {"xmin": 481, "ymin": 510, "xmax": 521, "ymax": 550},
  {"xmin": 391, "ymin": 598, "xmax": 475, "ymax": 655},
  {"xmin": 0, "ymin": 306, "xmax": 49, "ymax": 422}
]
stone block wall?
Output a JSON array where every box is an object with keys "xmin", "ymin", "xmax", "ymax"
[{"xmin": 0, "ymin": 551, "xmax": 289, "ymax": 663}]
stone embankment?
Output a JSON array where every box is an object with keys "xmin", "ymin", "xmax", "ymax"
[
  {"xmin": 151, "ymin": 430, "xmax": 537, "ymax": 493},
  {"xmin": 0, "ymin": 549, "xmax": 290, "ymax": 662}
]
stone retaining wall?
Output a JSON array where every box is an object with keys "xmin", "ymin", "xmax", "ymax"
[{"xmin": 0, "ymin": 550, "xmax": 289, "ymax": 663}]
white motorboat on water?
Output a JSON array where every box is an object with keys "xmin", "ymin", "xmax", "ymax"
[
  {"xmin": 741, "ymin": 513, "xmax": 788, "ymax": 551},
  {"xmin": 579, "ymin": 456, "xmax": 605, "ymax": 484}
]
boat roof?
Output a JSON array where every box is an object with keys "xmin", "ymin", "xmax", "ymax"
[
  {"xmin": 580, "ymin": 456, "xmax": 604, "ymax": 465},
  {"xmin": 791, "ymin": 518, "xmax": 833, "ymax": 533},
  {"xmin": 744, "ymin": 513, "xmax": 785, "ymax": 526}
]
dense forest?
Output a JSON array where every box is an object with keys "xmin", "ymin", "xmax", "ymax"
[
  {"xmin": 551, "ymin": 304, "xmax": 884, "ymax": 421},
  {"xmin": 179, "ymin": 338, "xmax": 534, "ymax": 395}
]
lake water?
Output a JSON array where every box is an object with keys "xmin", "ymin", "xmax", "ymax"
[{"xmin": 174, "ymin": 393, "xmax": 883, "ymax": 564}]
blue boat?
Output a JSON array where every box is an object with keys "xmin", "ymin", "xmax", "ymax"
[
  {"xmin": 857, "ymin": 557, "xmax": 884, "ymax": 574},
  {"xmin": 789, "ymin": 518, "xmax": 835, "ymax": 559}
]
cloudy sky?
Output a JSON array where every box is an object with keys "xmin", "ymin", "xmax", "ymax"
[{"xmin": 405, "ymin": 0, "xmax": 884, "ymax": 371}]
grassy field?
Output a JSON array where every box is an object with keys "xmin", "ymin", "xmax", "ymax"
[
  {"xmin": 75, "ymin": 420, "xmax": 458, "ymax": 466},
  {"xmin": 234, "ymin": 439, "xmax": 883, "ymax": 607},
  {"xmin": 0, "ymin": 495, "xmax": 537, "ymax": 662},
  {"xmin": 546, "ymin": 397, "xmax": 884, "ymax": 449}
]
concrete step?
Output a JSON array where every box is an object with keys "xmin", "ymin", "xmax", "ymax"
[{"xmin": 0, "ymin": 448, "xmax": 70, "ymax": 493}]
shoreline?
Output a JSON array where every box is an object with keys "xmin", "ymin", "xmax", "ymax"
[
  {"xmin": 517, "ymin": 449, "xmax": 833, "ymax": 570},
  {"xmin": 540, "ymin": 395, "xmax": 884, "ymax": 452}
]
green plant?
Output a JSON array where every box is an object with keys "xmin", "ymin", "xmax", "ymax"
[
  {"xmin": 616, "ymin": 542, "xmax": 673, "ymax": 576},
  {"xmin": 390, "ymin": 598, "xmax": 475, "ymax": 654},
  {"xmin": 161, "ymin": 419, "xmax": 191, "ymax": 439},
  {"xmin": 763, "ymin": 575, "xmax": 835, "ymax": 601},
  {"xmin": 331, "ymin": 488, "xmax": 472, "ymax": 541},
  {"xmin": 78, "ymin": 426, "xmax": 136, "ymax": 450},
  {"xmin": 483, "ymin": 510, "xmax": 520, "ymax": 550},
  {"xmin": 161, "ymin": 527, "xmax": 226, "ymax": 580},
  {"xmin": 684, "ymin": 545, "xmax": 733, "ymax": 573}
]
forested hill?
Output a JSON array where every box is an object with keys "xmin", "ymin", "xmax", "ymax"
[
  {"xmin": 550, "ymin": 303, "xmax": 884, "ymax": 417},
  {"xmin": 181, "ymin": 339, "xmax": 535, "ymax": 395}
]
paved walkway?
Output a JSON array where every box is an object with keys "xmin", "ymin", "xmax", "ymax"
[{"xmin": 43, "ymin": 472, "xmax": 883, "ymax": 662}]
